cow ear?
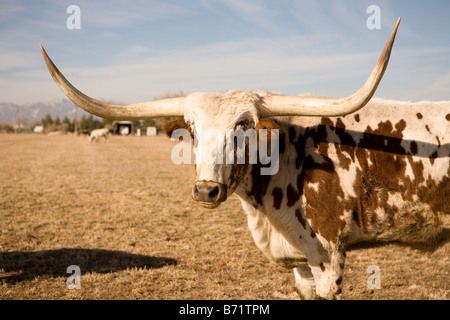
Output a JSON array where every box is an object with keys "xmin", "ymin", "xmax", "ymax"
[
  {"xmin": 163, "ymin": 119, "xmax": 188, "ymax": 138},
  {"xmin": 255, "ymin": 119, "xmax": 282, "ymax": 141}
]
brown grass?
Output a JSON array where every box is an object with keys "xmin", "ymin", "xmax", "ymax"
[{"xmin": 0, "ymin": 135, "xmax": 448, "ymax": 300}]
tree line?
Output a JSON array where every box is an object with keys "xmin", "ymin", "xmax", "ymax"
[
  {"xmin": 39, "ymin": 113, "xmax": 176, "ymax": 134},
  {"xmin": 40, "ymin": 91, "xmax": 187, "ymax": 134},
  {"xmin": 0, "ymin": 91, "xmax": 186, "ymax": 134},
  {"xmin": 1, "ymin": 113, "xmax": 180, "ymax": 134},
  {"xmin": 41, "ymin": 113, "xmax": 113, "ymax": 132}
]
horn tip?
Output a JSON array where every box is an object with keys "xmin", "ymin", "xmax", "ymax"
[
  {"xmin": 389, "ymin": 17, "xmax": 401, "ymax": 39},
  {"xmin": 39, "ymin": 44, "xmax": 47, "ymax": 57},
  {"xmin": 393, "ymin": 17, "xmax": 401, "ymax": 31}
]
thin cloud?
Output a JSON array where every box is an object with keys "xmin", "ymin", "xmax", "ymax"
[
  {"xmin": 80, "ymin": 0, "xmax": 194, "ymax": 28},
  {"xmin": 0, "ymin": 51, "xmax": 36, "ymax": 71},
  {"xmin": 11, "ymin": 33, "xmax": 450, "ymax": 102},
  {"xmin": 1, "ymin": 1, "xmax": 449, "ymax": 104},
  {"xmin": 215, "ymin": 0, "xmax": 283, "ymax": 33},
  {"xmin": 409, "ymin": 70, "xmax": 450, "ymax": 101},
  {"xmin": 38, "ymin": 35, "xmax": 382, "ymax": 102}
]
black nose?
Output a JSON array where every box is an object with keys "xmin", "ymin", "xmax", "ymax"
[
  {"xmin": 192, "ymin": 181, "xmax": 227, "ymax": 206},
  {"xmin": 194, "ymin": 184, "xmax": 219, "ymax": 201}
]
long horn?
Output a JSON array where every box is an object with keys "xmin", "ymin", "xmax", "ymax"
[
  {"xmin": 40, "ymin": 44, "xmax": 185, "ymax": 120},
  {"xmin": 262, "ymin": 17, "xmax": 401, "ymax": 117}
]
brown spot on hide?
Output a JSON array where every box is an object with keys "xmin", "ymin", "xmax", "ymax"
[
  {"xmin": 352, "ymin": 120, "xmax": 410, "ymax": 230},
  {"xmin": 287, "ymin": 184, "xmax": 300, "ymax": 207},
  {"xmin": 410, "ymin": 141, "xmax": 418, "ymax": 155},
  {"xmin": 255, "ymin": 118, "xmax": 281, "ymax": 142},
  {"xmin": 334, "ymin": 117, "xmax": 356, "ymax": 170},
  {"xmin": 354, "ymin": 114, "xmax": 360, "ymax": 122},
  {"xmin": 319, "ymin": 263, "xmax": 325, "ymax": 272},
  {"xmin": 430, "ymin": 152, "xmax": 438, "ymax": 165},
  {"xmin": 417, "ymin": 166, "xmax": 450, "ymax": 215},
  {"xmin": 293, "ymin": 118, "xmax": 348, "ymax": 242},
  {"xmin": 395, "ymin": 119, "xmax": 407, "ymax": 134},
  {"xmin": 436, "ymin": 136, "xmax": 441, "ymax": 147},
  {"xmin": 272, "ymin": 187, "xmax": 283, "ymax": 210},
  {"xmin": 289, "ymin": 126, "xmax": 297, "ymax": 145},
  {"xmin": 416, "ymin": 113, "xmax": 423, "ymax": 120},
  {"xmin": 295, "ymin": 208, "xmax": 306, "ymax": 229},
  {"xmin": 256, "ymin": 118, "xmax": 285, "ymax": 158},
  {"xmin": 250, "ymin": 165, "xmax": 271, "ymax": 206},
  {"xmin": 320, "ymin": 117, "xmax": 334, "ymax": 127},
  {"xmin": 294, "ymin": 133, "xmax": 306, "ymax": 169},
  {"xmin": 228, "ymin": 163, "xmax": 247, "ymax": 193}
]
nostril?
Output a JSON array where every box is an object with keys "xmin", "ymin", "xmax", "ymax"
[
  {"xmin": 193, "ymin": 182, "xmax": 226, "ymax": 205},
  {"xmin": 208, "ymin": 186, "xmax": 219, "ymax": 200},
  {"xmin": 193, "ymin": 185, "xmax": 200, "ymax": 197}
]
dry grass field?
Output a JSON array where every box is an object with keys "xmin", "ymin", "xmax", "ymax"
[{"xmin": 0, "ymin": 134, "xmax": 448, "ymax": 300}]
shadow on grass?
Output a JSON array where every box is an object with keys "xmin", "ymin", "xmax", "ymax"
[{"xmin": 0, "ymin": 248, "xmax": 177, "ymax": 284}]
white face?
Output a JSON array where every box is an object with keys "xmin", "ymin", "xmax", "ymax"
[{"xmin": 183, "ymin": 90, "xmax": 260, "ymax": 207}]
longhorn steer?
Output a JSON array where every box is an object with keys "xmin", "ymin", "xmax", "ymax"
[{"xmin": 40, "ymin": 18, "xmax": 449, "ymax": 299}]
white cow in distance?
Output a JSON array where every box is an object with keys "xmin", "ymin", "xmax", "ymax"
[{"xmin": 89, "ymin": 128, "xmax": 110, "ymax": 142}]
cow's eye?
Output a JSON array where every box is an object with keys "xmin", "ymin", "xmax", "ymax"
[
  {"xmin": 236, "ymin": 120, "xmax": 248, "ymax": 129},
  {"xmin": 188, "ymin": 126, "xmax": 195, "ymax": 139}
]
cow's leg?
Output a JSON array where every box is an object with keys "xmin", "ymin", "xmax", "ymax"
[
  {"xmin": 293, "ymin": 265, "xmax": 316, "ymax": 300},
  {"xmin": 307, "ymin": 249, "xmax": 345, "ymax": 300}
]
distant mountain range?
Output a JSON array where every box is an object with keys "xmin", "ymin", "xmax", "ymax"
[{"xmin": 0, "ymin": 98, "xmax": 102, "ymax": 125}]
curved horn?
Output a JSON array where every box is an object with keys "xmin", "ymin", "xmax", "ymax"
[
  {"xmin": 262, "ymin": 17, "xmax": 401, "ymax": 117},
  {"xmin": 40, "ymin": 44, "xmax": 185, "ymax": 120}
]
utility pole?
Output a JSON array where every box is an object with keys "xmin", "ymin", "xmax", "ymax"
[
  {"xmin": 15, "ymin": 107, "xmax": 20, "ymax": 134},
  {"xmin": 74, "ymin": 107, "xmax": 78, "ymax": 135}
]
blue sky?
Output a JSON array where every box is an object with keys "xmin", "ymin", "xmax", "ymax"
[{"xmin": 1, "ymin": 0, "xmax": 450, "ymax": 104}]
